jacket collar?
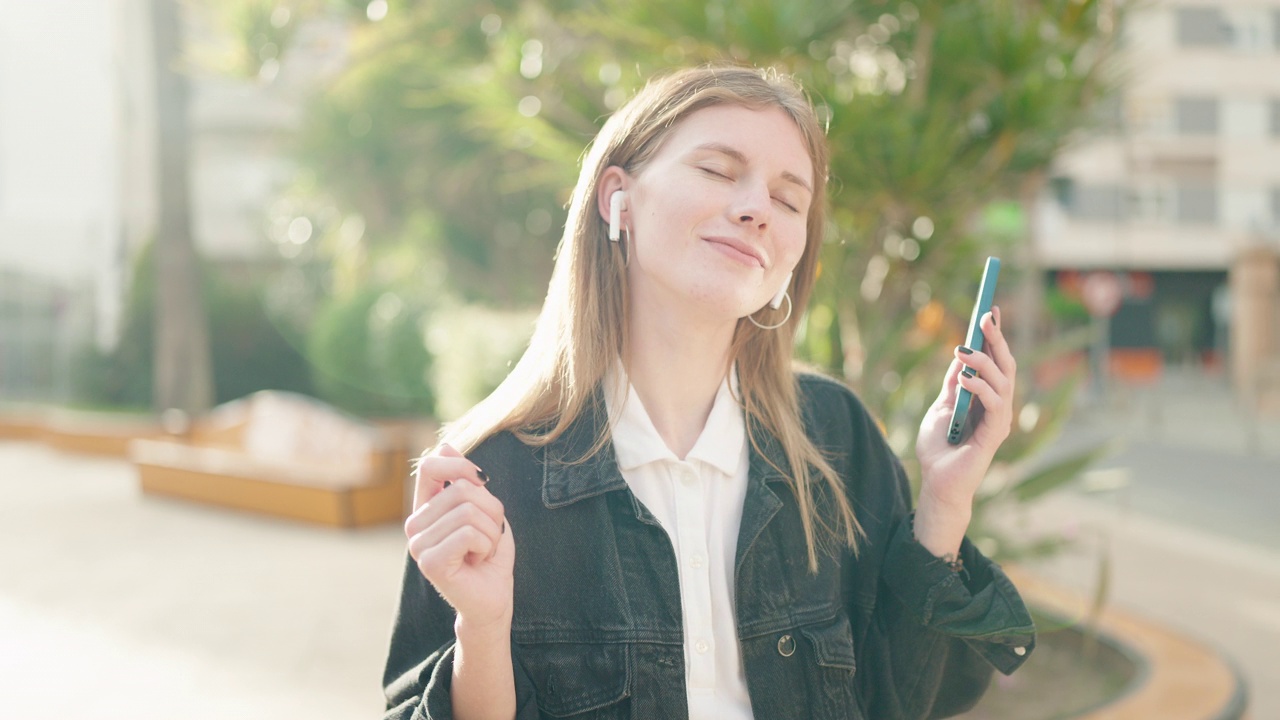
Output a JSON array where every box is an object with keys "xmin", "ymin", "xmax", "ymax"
[
  {"xmin": 603, "ymin": 363, "xmax": 746, "ymax": 478},
  {"xmin": 540, "ymin": 385, "xmax": 790, "ymax": 510},
  {"xmin": 541, "ymin": 390, "xmax": 629, "ymax": 509}
]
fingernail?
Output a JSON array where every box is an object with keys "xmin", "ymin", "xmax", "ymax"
[
  {"xmin": 442, "ymin": 480, "xmax": 452, "ymax": 489},
  {"xmin": 957, "ymin": 346, "xmax": 973, "ymax": 355},
  {"xmin": 475, "ymin": 468, "xmax": 489, "ymax": 485},
  {"xmin": 962, "ymin": 367, "xmax": 976, "ymax": 378},
  {"xmin": 993, "ymin": 306, "xmax": 1000, "ymax": 326},
  {"xmin": 501, "ymin": 520, "xmax": 506, "ymax": 535}
]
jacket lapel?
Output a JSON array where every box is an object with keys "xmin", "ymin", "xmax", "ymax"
[
  {"xmin": 734, "ymin": 422, "xmax": 789, "ymax": 574},
  {"xmin": 540, "ymin": 391, "xmax": 629, "ymax": 509}
]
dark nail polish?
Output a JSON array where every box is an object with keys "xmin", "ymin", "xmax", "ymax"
[
  {"xmin": 962, "ymin": 367, "xmax": 976, "ymax": 378},
  {"xmin": 957, "ymin": 346, "xmax": 973, "ymax": 355},
  {"xmin": 501, "ymin": 520, "xmax": 506, "ymax": 535},
  {"xmin": 993, "ymin": 306, "xmax": 1000, "ymax": 326},
  {"xmin": 442, "ymin": 480, "xmax": 452, "ymax": 489},
  {"xmin": 476, "ymin": 468, "xmax": 490, "ymax": 484}
]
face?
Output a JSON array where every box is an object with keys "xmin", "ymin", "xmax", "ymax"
[{"xmin": 603, "ymin": 104, "xmax": 815, "ymax": 326}]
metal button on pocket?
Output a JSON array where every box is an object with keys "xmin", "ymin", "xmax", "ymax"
[{"xmin": 777, "ymin": 634, "xmax": 796, "ymax": 657}]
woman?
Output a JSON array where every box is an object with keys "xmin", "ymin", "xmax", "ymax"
[{"xmin": 384, "ymin": 65, "xmax": 1035, "ymax": 720}]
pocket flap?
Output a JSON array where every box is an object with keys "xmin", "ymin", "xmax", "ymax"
[
  {"xmin": 518, "ymin": 642, "xmax": 630, "ymax": 717},
  {"xmin": 800, "ymin": 615, "xmax": 858, "ymax": 671}
]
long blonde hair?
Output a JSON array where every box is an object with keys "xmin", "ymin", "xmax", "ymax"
[{"xmin": 441, "ymin": 65, "xmax": 862, "ymax": 569}]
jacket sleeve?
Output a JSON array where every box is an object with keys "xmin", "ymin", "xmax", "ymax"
[
  {"xmin": 857, "ymin": 510, "xmax": 1037, "ymax": 719},
  {"xmin": 836, "ymin": 391, "xmax": 1036, "ymax": 719},
  {"xmin": 382, "ymin": 554, "xmax": 542, "ymax": 720}
]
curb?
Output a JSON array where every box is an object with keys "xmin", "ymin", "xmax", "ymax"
[{"xmin": 1007, "ymin": 568, "xmax": 1248, "ymax": 719}]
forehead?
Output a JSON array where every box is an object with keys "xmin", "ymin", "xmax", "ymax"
[{"xmin": 652, "ymin": 104, "xmax": 813, "ymax": 181}]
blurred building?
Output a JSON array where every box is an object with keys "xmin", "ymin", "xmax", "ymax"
[
  {"xmin": 1040, "ymin": 1, "xmax": 1280, "ymax": 405},
  {"xmin": 0, "ymin": 0, "xmax": 344, "ymax": 401}
]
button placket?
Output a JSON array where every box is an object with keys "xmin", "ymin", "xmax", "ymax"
[{"xmin": 672, "ymin": 461, "xmax": 716, "ymax": 689}]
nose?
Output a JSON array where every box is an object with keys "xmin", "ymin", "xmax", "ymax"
[{"xmin": 730, "ymin": 182, "xmax": 771, "ymax": 230}]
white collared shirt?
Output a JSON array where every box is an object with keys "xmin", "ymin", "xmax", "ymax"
[{"xmin": 604, "ymin": 366, "xmax": 754, "ymax": 720}]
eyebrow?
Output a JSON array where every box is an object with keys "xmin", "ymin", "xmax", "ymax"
[{"xmin": 692, "ymin": 142, "xmax": 812, "ymax": 194}]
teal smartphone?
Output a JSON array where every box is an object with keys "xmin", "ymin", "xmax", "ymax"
[{"xmin": 947, "ymin": 256, "xmax": 1001, "ymax": 445}]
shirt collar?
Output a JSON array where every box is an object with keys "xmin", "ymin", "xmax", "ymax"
[{"xmin": 603, "ymin": 361, "xmax": 746, "ymax": 477}]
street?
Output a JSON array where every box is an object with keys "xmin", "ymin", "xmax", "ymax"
[{"xmin": 1021, "ymin": 370, "xmax": 1280, "ymax": 719}]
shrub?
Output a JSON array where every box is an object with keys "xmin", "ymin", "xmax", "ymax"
[
  {"xmin": 70, "ymin": 243, "xmax": 316, "ymax": 409},
  {"xmin": 307, "ymin": 287, "xmax": 435, "ymax": 417}
]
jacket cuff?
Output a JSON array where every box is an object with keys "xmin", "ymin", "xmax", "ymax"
[
  {"xmin": 416, "ymin": 642, "xmax": 542, "ymax": 720},
  {"xmin": 882, "ymin": 514, "xmax": 1037, "ymax": 675}
]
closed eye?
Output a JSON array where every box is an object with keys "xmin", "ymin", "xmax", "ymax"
[
  {"xmin": 774, "ymin": 197, "xmax": 800, "ymax": 213},
  {"xmin": 698, "ymin": 166, "xmax": 731, "ymax": 180}
]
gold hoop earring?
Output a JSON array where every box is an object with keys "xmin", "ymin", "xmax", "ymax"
[{"xmin": 748, "ymin": 292, "xmax": 792, "ymax": 330}]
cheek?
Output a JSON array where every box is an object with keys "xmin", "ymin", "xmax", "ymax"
[{"xmin": 777, "ymin": 224, "xmax": 809, "ymax": 271}]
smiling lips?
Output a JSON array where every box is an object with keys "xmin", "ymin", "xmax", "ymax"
[{"xmin": 703, "ymin": 236, "xmax": 767, "ymax": 268}]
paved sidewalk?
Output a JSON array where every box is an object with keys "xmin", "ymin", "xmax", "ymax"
[
  {"xmin": 0, "ymin": 441, "xmax": 407, "ymax": 720},
  {"xmin": 1, "ymin": 367, "xmax": 1274, "ymax": 718},
  {"xmin": 1017, "ymin": 367, "xmax": 1280, "ymax": 719}
]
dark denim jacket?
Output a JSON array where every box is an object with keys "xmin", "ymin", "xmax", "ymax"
[{"xmin": 383, "ymin": 373, "xmax": 1036, "ymax": 719}]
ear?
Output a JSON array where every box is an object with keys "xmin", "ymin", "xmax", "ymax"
[{"xmin": 596, "ymin": 165, "xmax": 629, "ymax": 227}]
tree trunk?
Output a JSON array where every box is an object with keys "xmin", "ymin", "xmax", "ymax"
[{"xmin": 151, "ymin": 0, "xmax": 214, "ymax": 415}]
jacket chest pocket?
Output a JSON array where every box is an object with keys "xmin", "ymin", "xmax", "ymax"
[
  {"xmin": 517, "ymin": 642, "xmax": 631, "ymax": 718},
  {"xmin": 800, "ymin": 615, "xmax": 858, "ymax": 672},
  {"xmin": 743, "ymin": 614, "xmax": 861, "ymax": 719}
]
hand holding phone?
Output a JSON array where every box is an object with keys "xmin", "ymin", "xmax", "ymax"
[{"xmin": 947, "ymin": 257, "xmax": 1000, "ymax": 445}]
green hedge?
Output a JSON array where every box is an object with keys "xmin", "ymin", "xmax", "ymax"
[
  {"xmin": 307, "ymin": 286, "xmax": 435, "ymax": 417},
  {"xmin": 71, "ymin": 244, "xmax": 315, "ymax": 409}
]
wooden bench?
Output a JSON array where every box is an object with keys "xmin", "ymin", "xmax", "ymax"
[
  {"xmin": 0, "ymin": 406, "xmax": 160, "ymax": 456},
  {"xmin": 130, "ymin": 391, "xmax": 423, "ymax": 528}
]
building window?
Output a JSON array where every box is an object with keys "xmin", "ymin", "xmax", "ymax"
[
  {"xmin": 1175, "ymin": 97, "xmax": 1218, "ymax": 134},
  {"xmin": 1177, "ymin": 7, "xmax": 1230, "ymax": 46},
  {"xmin": 1175, "ymin": 182, "xmax": 1218, "ymax": 224},
  {"xmin": 1093, "ymin": 92, "xmax": 1125, "ymax": 134},
  {"xmin": 1067, "ymin": 183, "xmax": 1128, "ymax": 222}
]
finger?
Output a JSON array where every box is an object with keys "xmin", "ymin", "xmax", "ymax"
[
  {"xmin": 439, "ymin": 444, "xmax": 493, "ymax": 488},
  {"xmin": 407, "ymin": 499, "xmax": 504, "ymax": 563},
  {"xmin": 412, "ymin": 445, "xmax": 489, "ymax": 509},
  {"xmin": 980, "ymin": 308, "xmax": 1017, "ymax": 380},
  {"xmin": 405, "ymin": 479, "xmax": 506, "ymax": 538},
  {"xmin": 956, "ymin": 370, "xmax": 1011, "ymax": 429},
  {"xmin": 937, "ymin": 357, "xmax": 964, "ymax": 404},
  {"xmin": 954, "ymin": 345, "xmax": 1012, "ymax": 397},
  {"xmin": 414, "ymin": 524, "xmax": 497, "ymax": 583}
]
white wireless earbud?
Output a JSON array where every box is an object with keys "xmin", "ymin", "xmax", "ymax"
[
  {"xmin": 608, "ymin": 190, "xmax": 625, "ymax": 242},
  {"xmin": 769, "ymin": 271, "xmax": 793, "ymax": 309}
]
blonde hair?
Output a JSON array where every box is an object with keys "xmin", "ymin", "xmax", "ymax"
[{"xmin": 441, "ymin": 65, "xmax": 862, "ymax": 569}]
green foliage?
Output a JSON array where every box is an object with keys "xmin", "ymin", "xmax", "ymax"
[
  {"xmin": 71, "ymin": 243, "xmax": 315, "ymax": 409},
  {"xmin": 248, "ymin": 0, "xmax": 1123, "ymax": 560},
  {"xmin": 208, "ymin": 277, "xmax": 315, "ymax": 402},
  {"xmin": 427, "ymin": 305, "xmax": 538, "ymax": 422},
  {"xmin": 307, "ymin": 286, "xmax": 436, "ymax": 417}
]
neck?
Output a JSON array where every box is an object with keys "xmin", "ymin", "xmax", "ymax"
[{"xmin": 622, "ymin": 302, "xmax": 736, "ymax": 460}]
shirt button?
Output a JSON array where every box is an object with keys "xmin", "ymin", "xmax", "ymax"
[
  {"xmin": 680, "ymin": 470, "xmax": 696, "ymax": 486},
  {"xmin": 777, "ymin": 634, "xmax": 796, "ymax": 657},
  {"xmin": 695, "ymin": 640, "xmax": 710, "ymax": 654},
  {"xmin": 1014, "ymin": 646, "xmax": 1027, "ymax": 657},
  {"xmin": 689, "ymin": 555, "xmax": 705, "ymax": 568}
]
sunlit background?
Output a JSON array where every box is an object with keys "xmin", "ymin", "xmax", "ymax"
[{"xmin": 1, "ymin": 1, "xmax": 1277, "ymax": 718}]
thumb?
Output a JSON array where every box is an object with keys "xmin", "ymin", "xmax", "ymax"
[{"xmin": 437, "ymin": 442, "xmax": 465, "ymax": 459}]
